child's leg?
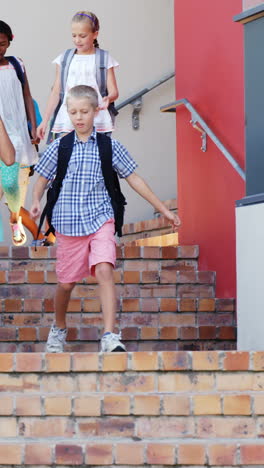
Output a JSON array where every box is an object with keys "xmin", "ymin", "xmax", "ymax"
[
  {"xmin": 89, "ymin": 219, "xmax": 125, "ymax": 352},
  {"xmin": 19, "ymin": 207, "xmax": 45, "ymax": 241},
  {"xmin": 0, "ymin": 161, "xmax": 21, "ymax": 221},
  {"xmin": 95, "ymin": 262, "xmax": 116, "ymax": 333},
  {"xmin": 18, "ymin": 167, "xmax": 44, "ymax": 242},
  {"xmin": 18, "ymin": 167, "xmax": 30, "ymax": 208},
  {"xmin": 46, "ymin": 281, "xmax": 76, "ymax": 353},
  {"xmin": 0, "ymin": 161, "xmax": 27, "ymax": 245},
  {"xmin": 54, "ymin": 282, "xmax": 76, "ymax": 328},
  {"xmin": 95, "ymin": 261, "xmax": 125, "ymax": 352}
]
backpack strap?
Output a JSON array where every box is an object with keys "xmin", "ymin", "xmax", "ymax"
[
  {"xmin": 46, "ymin": 49, "xmax": 75, "ymax": 144},
  {"xmin": 97, "ymin": 132, "xmax": 115, "ymax": 196},
  {"xmin": 60, "ymin": 48, "xmax": 76, "ymax": 98},
  {"xmin": 95, "ymin": 48, "xmax": 109, "ymax": 98},
  {"xmin": 97, "ymin": 132, "xmax": 125, "ymax": 237},
  {"xmin": 37, "ymin": 131, "xmax": 75, "ymax": 239},
  {"xmin": 6, "ymin": 56, "xmax": 25, "ymax": 87},
  {"xmin": 56, "ymin": 130, "xmax": 75, "ymax": 179}
]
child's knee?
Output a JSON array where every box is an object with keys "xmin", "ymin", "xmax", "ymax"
[
  {"xmin": 95, "ymin": 262, "xmax": 114, "ymax": 282},
  {"xmin": 58, "ymin": 282, "xmax": 76, "ymax": 292},
  {"xmin": 1, "ymin": 164, "xmax": 20, "ymax": 194},
  {"xmin": 2, "ymin": 176, "xmax": 19, "ymax": 194}
]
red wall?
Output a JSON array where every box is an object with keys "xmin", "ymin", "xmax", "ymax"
[{"xmin": 174, "ymin": 0, "xmax": 245, "ymax": 297}]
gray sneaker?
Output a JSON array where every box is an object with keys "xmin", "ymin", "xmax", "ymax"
[
  {"xmin": 46, "ymin": 324, "xmax": 68, "ymax": 353},
  {"xmin": 100, "ymin": 332, "xmax": 126, "ymax": 352}
]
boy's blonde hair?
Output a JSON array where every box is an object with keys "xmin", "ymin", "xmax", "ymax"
[{"xmin": 66, "ymin": 85, "xmax": 99, "ymax": 109}]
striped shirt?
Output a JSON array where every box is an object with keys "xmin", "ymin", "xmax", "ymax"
[{"xmin": 35, "ymin": 129, "xmax": 137, "ymax": 236}]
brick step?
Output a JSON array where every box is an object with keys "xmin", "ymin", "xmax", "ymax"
[
  {"xmin": 0, "ymin": 270, "xmax": 216, "ymax": 295},
  {"xmin": 133, "ymin": 232, "xmax": 178, "ymax": 247},
  {"xmin": 121, "ymin": 216, "xmax": 176, "ymax": 244},
  {"xmin": 0, "ymin": 244, "xmax": 198, "ymax": 270},
  {"xmin": 0, "ymin": 350, "xmax": 263, "ymax": 467},
  {"xmin": 0, "ymin": 298, "xmax": 236, "ymax": 352},
  {"xmin": 0, "ymin": 245, "xmax": 212, "ymax": 299},
  {"xmin": 124, "ymin": 199, "xmax": 179, "ymax": 246},
  {"xmin": 0, "ymin": 244, "xmax": 237, "ymax": 351}
]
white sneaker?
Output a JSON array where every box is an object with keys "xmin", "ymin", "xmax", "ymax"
[
  {"xmin": 46, "ymin": 324, "xmax": 67, "ymax": 353},
  {"xmin": 100, "ymin": 332, "xmax": 126, "ymax": 352}
]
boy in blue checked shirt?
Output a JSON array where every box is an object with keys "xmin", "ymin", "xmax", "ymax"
[{"xmin": 30, "ymin": 85, "xmax": 181, "ymax": 353}]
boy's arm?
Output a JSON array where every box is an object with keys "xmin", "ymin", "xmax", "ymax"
[
  {"xmin": 30, "ymin": 176, "xmax": 49, "ymax": 220},
  {"xmin": 125, "ymin": 172, "xmax": 181, "ymax": 230}
]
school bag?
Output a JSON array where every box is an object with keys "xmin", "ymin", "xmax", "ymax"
[
  {"xmin": 37, "ymin": 131, "xmax": 127, "ymax": 239},
  {"xmin": 47, "ymin": 48, "xmax": 118, "ymax": 143}
]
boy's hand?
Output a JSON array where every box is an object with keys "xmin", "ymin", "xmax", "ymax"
[
  {"xmin": 164, "ymin": 210, "xmax": 181, "ymax": 230},
  {"xmin": 30, "ymin": 201, "xmax": 41, "ymax": 220}
]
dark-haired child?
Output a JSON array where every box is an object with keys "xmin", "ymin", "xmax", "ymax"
[
  {"xmin": 0, "ymin": 20, "xmax": 38, "ymax": 245},
  {"xmin": 30, "ymin": 85, "xmax": 181, "ymax": 353}
]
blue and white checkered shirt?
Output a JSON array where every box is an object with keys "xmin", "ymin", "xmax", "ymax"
[{"xmin": 35, "ymin": 129, "xmax": 138, "ymax": 236}]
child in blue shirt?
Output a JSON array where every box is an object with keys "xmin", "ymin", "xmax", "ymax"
[{"xmin": 30, "ymin": 85, "xmax": 180, "ymax": 353}]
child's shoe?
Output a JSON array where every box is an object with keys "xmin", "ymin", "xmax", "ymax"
[
  {"xmin": 10, "ymin": 216, "xmax": 27, "ymax": 246},
  {"xmin": 46, "ymin": 324, "xmax": 67, "ymax": 353},
  {"xmin": 100, "ymin": 332, "xmax": 126, "ymax": 352}
]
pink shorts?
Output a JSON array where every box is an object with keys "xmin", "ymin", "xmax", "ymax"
[{"xmin": 56, "ymin": 218, "xmax": 116, "ymax": 283}]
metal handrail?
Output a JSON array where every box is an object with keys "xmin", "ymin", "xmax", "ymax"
[
  {"xmin": 160, "ymin": 98, "xmax": 245, "ymax": 180},
  {"xmin": 116, "ymin": 72, "xmax": 175, "ymax": 111}
]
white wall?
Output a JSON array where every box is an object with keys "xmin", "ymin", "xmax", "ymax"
[
  {"xmin": 236, "ymin": 202, "xmax": 264, "ymax": 350},
  {"xmin": 0, "ymin": 0, "xmax": 176, "ymax": 244}
]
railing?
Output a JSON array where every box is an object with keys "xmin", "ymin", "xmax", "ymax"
[
  {"xmin": 160, "ymin": 98, "xmax": 245, "ymax": 180},
  {"xmin": 116, "ymin": 72, "xmax": 175, "ymax": 129}
]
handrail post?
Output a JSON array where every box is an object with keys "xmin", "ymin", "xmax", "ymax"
[
  {"xmin": 131, "ymin": 97, "xmax": 142, "ymax": 130},
  {"xmin": 116, "ymin": 72, "xmax": 175, "ymax": 129},
  {"xmin": 160, "ymin": 99, "xmax": 245, "ymax": 180}
]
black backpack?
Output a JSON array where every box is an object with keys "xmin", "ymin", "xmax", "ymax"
[{"xmin": 38, "ymin": 131, "xmax": 127, "ymax": 238}]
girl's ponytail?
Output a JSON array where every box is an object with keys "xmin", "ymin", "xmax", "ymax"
[{"xmin": 94, "ymin": 38, "xmax": 99, "ymax": 48}]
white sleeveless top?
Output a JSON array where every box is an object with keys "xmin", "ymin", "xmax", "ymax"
[
  {"xmin": 52, "ymin": 52, "xmax": 119, "ymax": 134},
  {"xmin": 0, "ymin": 57, "xmax": 37, "ymax": 165}
]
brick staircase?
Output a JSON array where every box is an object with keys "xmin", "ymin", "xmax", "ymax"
[
  {"xmin": 0, "ymin": 244, "xmax": 236, "ymax": 352},
  {"xmin": 121, "ymin": 199, "xmax": 179, "ymax": 246},
  {"xmin": 0, "ymin": 211, "xmax": 259, "ymax": 467},
  {"xmin": 0, "ymin": 350, "xmax": 263, "ymax": 467}
]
